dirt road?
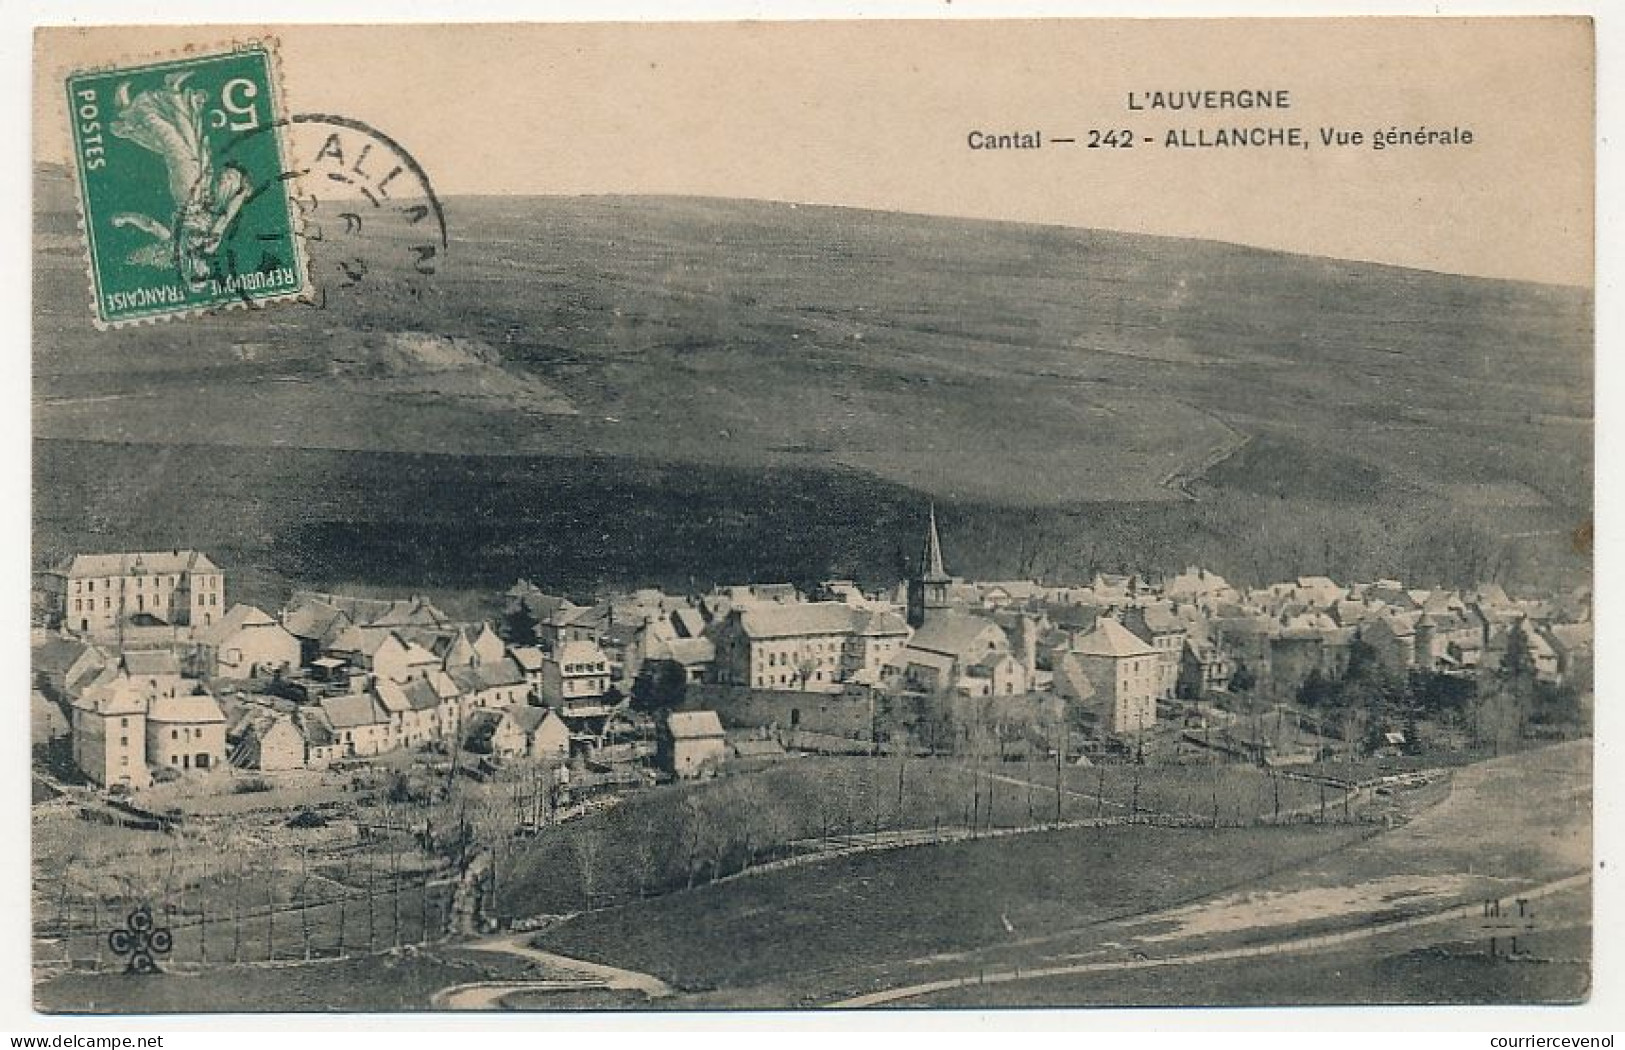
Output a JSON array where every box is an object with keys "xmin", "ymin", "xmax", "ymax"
[
  {"xmin": 830, "ymin": 871, "xmax": 1590, "ymax": 1007},
  {"xmin": 430, "ymin": 931, "xmax": 673, "ymax": 1009}
]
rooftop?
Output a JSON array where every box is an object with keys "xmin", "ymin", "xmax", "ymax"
[
  {"xmin": 738, "ymin": 602, "xmax": 861, "ymax": 639},
  {"xmin": 55, "ymin": 550, "xmax": 221, "ymax": 578},
  {"xmin": 665, "ymin": 709, "xmax": 725, "ymax": 739},
  {"xmin": 1074, "ymin": 618, "xmax": 1159, "ymax": 659}
]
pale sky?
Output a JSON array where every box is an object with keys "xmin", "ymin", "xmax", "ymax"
[{"xmin": 35, "ymin": 18, "xmax": 1594, "ymax": 286}]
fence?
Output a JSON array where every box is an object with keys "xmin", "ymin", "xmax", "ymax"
[{"xmin": 35, "ymin": 875, "xmax": 456, "ymax": 975}]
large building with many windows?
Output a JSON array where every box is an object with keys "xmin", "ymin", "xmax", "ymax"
[
  {"xmin": 39, "ymin": 550, "xmax": 225, "ymax": 639},
  {"xmin": 710, "ymin": 602, "xmax": 910, "ymax": 694}
]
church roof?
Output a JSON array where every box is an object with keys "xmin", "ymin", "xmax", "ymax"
[
  {"xmin": 906, "ymin": 612, "xmax": 1005, "ymax": 660},
  {"xmin": 855, "ymin": 609, "xmax": 910, "ymax": 637}
]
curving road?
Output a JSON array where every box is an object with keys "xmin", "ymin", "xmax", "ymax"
[{"xmin": 430, "ymin": 931, "xmax": 673, "ymax": 1009}]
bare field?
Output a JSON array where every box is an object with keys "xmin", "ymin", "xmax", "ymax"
[{"xmin": 34, "ymin": 164, "xmax": 1592, "ymax": 595}]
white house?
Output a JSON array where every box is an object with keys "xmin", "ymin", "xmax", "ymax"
[
  {"xmin": 196, "ymin": 604, "xmax": 300, "ymax": 679},
  {"xmin": 541, "ymin": 640, "xmax": 613, "ymax": 710}
]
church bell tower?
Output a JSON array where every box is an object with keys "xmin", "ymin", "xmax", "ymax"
[{"xmin": 907, "ymin": 503, "xmax": 953, "ymax": 628}]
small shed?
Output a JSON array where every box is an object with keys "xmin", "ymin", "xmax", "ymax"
[{"xmin": 657, "ymin": 709, "xmax": 727, "ymax": 779}]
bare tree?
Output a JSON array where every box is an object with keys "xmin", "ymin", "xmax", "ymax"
[
  {"xmin": 198, "ymin": 853, "xmax": 210, "ymax": 966},
  {"xmin": 678, "ymin": 795, "xmax": 708, "ymax": 889},
  {"xmin": 628, "ymin": 812, "xmax": 661, "ymax": 897},
  {"xmin": 265, "ymin": 868, "xmax": 276, "ymax": 961},
  {"xmin": 365, "ymin": 854, "xmax": 377, "ymax": 952},
  {"xmin": 843, "ymin": 762, "xmax": 865, "ymax": 840},
  {"xmin": 385, "ymin": 804, "xmax": 403, "ymax": 949},
  {"xmin": 335, "ymin": 855, "xmax": 350, "ymax": 957},
  {"xmin": 48, "ymin": 815, "xmax": 90, "ymax": 935},
  {"xmin": 231, "ymin": 844, "xmax": 247, "ymax": 964},
  {"xmin": 814, "ymin": 767, "xmax": 847, "ymax": 847},
  {"xmin": 466, "ymin": 793, "xmax": 514, "ymax": 921},
  {"xmin": 298, "ymin": 845, "xmax": 312, "ymax": 961},
  {"xmin": 796, "ymin": 657, "xmax": 819, "ymax": 692},
  {"xmin": 574, "ymin": 828, "xmax": 604, "ymax": 910},
  {"xmin": 735, "ymin": 778, "xmax": 764, "ymax": 871}
]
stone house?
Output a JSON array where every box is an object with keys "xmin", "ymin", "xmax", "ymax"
[
  {"xmin": 196, "ymin": 604, "xmax": 300, "ymax": 679},
  {"xmin": 657, "ymin": 709, "xmax": 727, "ymax": 778},
  {"xmin": 1065, "ymin": 618, "xmax": 1159, "ymax": 736},
  {"xmin": 145, "ymin": 690, "xmax": 228, "ymax": 774}
]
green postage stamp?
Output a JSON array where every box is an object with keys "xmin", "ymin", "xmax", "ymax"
[{"xmin": 65, "ymin": 43, "xmax": 310, "ymax": 327}]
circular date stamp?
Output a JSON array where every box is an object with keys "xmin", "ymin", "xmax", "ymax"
[{"xmin": 220, "ymin": 112, "xmax": 448, "ymax": 310}]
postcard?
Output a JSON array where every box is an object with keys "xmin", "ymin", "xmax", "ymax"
[{"xmin": 30, "ymin": 18, "xmax": 1593, "ymax": 1013}]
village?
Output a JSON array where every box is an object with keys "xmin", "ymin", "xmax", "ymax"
[
  {"xmin": 31, "ymin": 509, "xmax": 1592, "ymax": 794},
  {"xmin": 26, "ymin": 507, "xmax": 1595, "ymax": 994}
]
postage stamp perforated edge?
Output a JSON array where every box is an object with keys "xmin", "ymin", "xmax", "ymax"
[{"xmin": 60, "ymin": 35, "xmax": 315, "ymax": 331}]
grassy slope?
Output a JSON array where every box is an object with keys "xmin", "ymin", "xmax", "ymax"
[
  {"xmin": 528, "ymin": 823, "xmax": 1374, "ymax": 1002},
  {"xmin": 33, "ymin": 164, "xmax": 1592, "ymax": 595},
  {"xmin": 527, "ymin": 743, "xmax": 1589, "ymax": 1007},
  {"xmin": 488, "ymin": 756, "xmax": 1357, "ymax": 922}
]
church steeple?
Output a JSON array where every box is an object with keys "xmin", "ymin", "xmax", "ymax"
[
  {"xmin": 921, "ymin": 502, "xmax": 950, "ymax": 583},
  {"xmin": 908, "ymin": 503, "xmax": 953, "ymax": 628}
]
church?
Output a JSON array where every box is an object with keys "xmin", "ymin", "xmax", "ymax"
[{"xmin": 887, "ymin": 506, "xmax": 1035, "ymax": 698}]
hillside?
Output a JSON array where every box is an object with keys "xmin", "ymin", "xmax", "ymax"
[{"xmin": 32, "ymin": 163, "xmax": 1593, "ymax": 596}]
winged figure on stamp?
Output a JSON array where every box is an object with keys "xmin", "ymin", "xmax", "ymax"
[{"xmin": 108, "ymin": 71, "xmax": 251, "ymax": 285}]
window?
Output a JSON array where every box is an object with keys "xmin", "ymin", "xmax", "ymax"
[
  {"xmin": 104, "ymin": 597, "xmax": 111, "ymax": 610},
  {"xmin": 119, "ymin": 736, "xmax": 128, "ymax": 746},
  {"xmin": 120, "ymin": 717, "xmax": 128, "ymax": 728},
  {"xmin": 88, "ymin": 581, "xmax": 94, "ymax": 593},
  {"xmin": 172, "ymin": 729, "xmax": 178, "ymax": 740},
  {"xmin": 120, "ymin": 755, "xmax": 128, "ymax": 767}
]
